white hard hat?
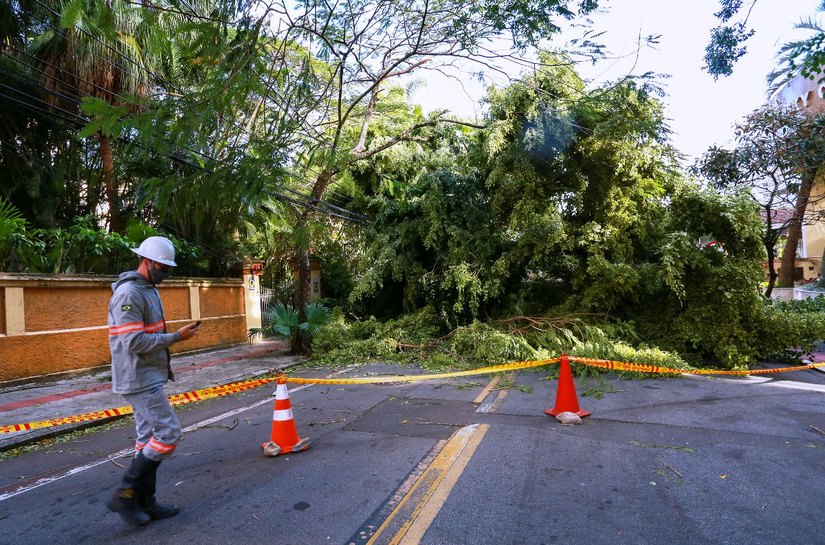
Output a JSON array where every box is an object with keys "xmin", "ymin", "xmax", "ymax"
[{"xmin": 131, "ymin": 236, "xmax": 177, "ymax": 266}]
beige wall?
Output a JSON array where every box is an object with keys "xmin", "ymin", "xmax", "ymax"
[
  {"xmin": 0, "ymin": 274, "xmax": 259, "ymax": 383},
  {"xmin": 766, "ymin": 256, "xmax": 821, "ymax": 283}
]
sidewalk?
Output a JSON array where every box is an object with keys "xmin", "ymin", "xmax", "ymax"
[{"xmin": 0, "ymin": 339, "xmax": 303, "ymax": 451}]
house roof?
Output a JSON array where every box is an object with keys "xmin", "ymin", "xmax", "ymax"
[{"xmin": 761, "ymin": 208, "xmax": 795, "ymax": 225}]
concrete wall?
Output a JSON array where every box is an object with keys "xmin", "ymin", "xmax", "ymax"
[
  {"xmin": 0, "ymin": 273, "xmax": 262, "ymax": 383},
  {"xmin": 770, "ymin": 286, "xmax": 825, "ymax": 301}
]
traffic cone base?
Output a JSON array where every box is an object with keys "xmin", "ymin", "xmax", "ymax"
[
  {"xmin": 262, "ymin": 378, "xmax": 310, "ymax": 457},
  {"xmin": 545, "ymin": 407, "xmax": 590, "ymax": 418},
  {"xmin": 262, "ymin": 441, "xmax": 281, "ymax": 456},
  {"xmin": 262, "ymin": 436, "xmax": 311, "ymax": 457},
  {"xmin": 546, "ymin": 354, "xmax": 590, "ymax": 418}
]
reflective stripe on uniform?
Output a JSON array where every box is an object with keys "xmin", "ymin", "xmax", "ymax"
[
  {"xmin": 108, "ymin": 322, "xmax": 145, "ymax": 336},
  {"xmin": 147, "ymin": 437, "xmax": 177, "ymax": 454},
  {"xmin": 108, "ymin": 320, "xmax": 166, "ymax": 336},
  {"xmin": 144, "ymin": 320, "xmax": 165, "ymax": 333}
]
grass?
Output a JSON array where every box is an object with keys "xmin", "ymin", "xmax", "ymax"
[{"xmin": 0, "ymin": 418, "xmax": 131, "ymax": 461}]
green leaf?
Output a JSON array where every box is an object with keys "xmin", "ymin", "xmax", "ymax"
[{"xmin": 0, "ymin": 197, "xmax": 25, "ymax": 240}]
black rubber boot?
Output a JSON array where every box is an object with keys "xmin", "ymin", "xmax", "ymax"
[
  {"xmin": 106, "ymin": 453, "xmax": 153, "ymax": 526},
  {"xmin": 107, "ymin": 487, "xmax": 149, "ymax": 526},
  {"xmin": 139, "ymin": 458, "xmax": 180, "ymax": 520}
]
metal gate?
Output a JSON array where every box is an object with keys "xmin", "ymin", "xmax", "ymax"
[{"xmin": 260, "ymin": 286, "xmax": 276, "ymax": 325}]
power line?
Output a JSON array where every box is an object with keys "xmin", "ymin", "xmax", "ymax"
[
  {"xmin": 2, "ymin": 2, "xmax": 371, "ymax": 224},
  {"xmin": 29, "ymin": 0, "xmax": 170, "ymax": 92},
  {"xmin": 0, "ymin": 78, "xmax": 368, "ymax": 224},
  {"xmin": 1, "ymin": 45, "xmax": 134, "ymax": 104},
  {"xmin": 0, "ymin": 86, "xmax": 85, "ymax": 126},
  {"xmin": 120, "ymin": 0, "xmax": 232, "ymax": 24}
]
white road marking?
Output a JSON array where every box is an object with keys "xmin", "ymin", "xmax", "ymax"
[{"xmin": 0, "ymin": 376, "xmax": 334, "ymax": 502}]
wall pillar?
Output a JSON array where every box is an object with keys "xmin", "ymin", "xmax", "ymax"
[
  {"xmin": 189, "ymin": 286, "xmax": 201, "ymax": 320},
  {"xmin": 243, "ymin": 260, "xmax": 263, "ymax": 339},
  {"xmin": 5, "ymin": 287, "xmax": 25, "ymax": 336}
]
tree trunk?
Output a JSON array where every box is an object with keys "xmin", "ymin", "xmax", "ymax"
[
  {"xmin": 764, "ymin": 240, "xmax": 778, "ymax": 298},
  {"xmin": 296, "ymin": 247, "xmax": 311, "ymax": 310},
  {"xmin": 292, "ymin": 168, "xmax": 338, "ymax": 354},
  {"xmin": 293, "ymin": 226, "xmax": 312, "ymax": 355},
  {"xmin": 311, "ymin": 169, "xmax": 337, "ymax": 202},
  {"xmin": 97, "ymin": 132, "xmax": 123, "ymax": 234},
  {"xmin": 777, "ymin": 174, "xmax": 815, "ymax": 288}
]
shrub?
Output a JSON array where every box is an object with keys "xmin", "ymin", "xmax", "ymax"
[
  {"xmin": 754, "ymin": 297, "xmax": 825, "ymax": 362},
  {"xmin": 309, "ymin": 311, "xmax": 690, "ymax": 379},
  {"xmin": 250, "ymin": 302, "xmax": 333, "ymax": 355}
]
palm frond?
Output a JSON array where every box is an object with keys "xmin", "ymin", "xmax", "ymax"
[
  {"xmin": 300, "ymin": 302, "xmax": 333, "ymax": 334},
  {"xmin": 0, "ymin": 197, "xmax": 26, "ymax": 240}
]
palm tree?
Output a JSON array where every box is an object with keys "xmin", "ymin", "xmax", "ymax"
[
  {"xmin": 26, "ymin": 0, "xmax": 168, "ymax": 233},
  {"xmin": 767, "ymin": 16, "xmax": 825, "ymax": 98}
]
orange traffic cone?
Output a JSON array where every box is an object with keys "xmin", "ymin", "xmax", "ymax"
[
  {"xmin": 545, "ymin": 354, "xmax": 590, "ymax": 418},
  {"xmin": 262, "ymin": 376, "xmax": 310, "ymax": 456}
]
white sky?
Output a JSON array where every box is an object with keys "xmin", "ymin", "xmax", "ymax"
[{"xmin": 411, "ymin": 0, "xmax": 822, "ymax": 163}]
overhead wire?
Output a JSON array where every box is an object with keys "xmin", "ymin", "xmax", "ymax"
[
  {"xmin": 0, "ymin": 93, "xmax": 364, "ymax": 225},
  {"xmin": 30, "ymin": 0, "xmax": 172, "ymax": 93},
  {"xmin": 0, "ymin": 77, "xmax": 364, "ymax": 226},
  {"xmin": 8, "ymin": 1, "xmax": 325, "ymax": 188},
  {"xmin": 1, "ymin": 45, "xmax": 122, "ymax": 103},
  {"xmin": 0, "ymin": 85, "xmax": 85, "ymax": 126},
  {"xmin": 0, "ymin": 63, "xmax": 86, "ymax": 112},
  {"xmin": 0, "ymin": 139, "xmax": 243, "ymax": 269},
  {"xmin": 2, "ymin": 0, "xmax": 382, "ymax": 224}
]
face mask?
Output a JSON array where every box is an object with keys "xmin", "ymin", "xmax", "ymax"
[{"xmin": 148, "ymin": 262, "xmax": 173, "ymax": 285}]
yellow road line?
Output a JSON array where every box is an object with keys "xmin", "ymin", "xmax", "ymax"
[
  {"xmin": 366, "ymin": 423, "xmax": 489, "ymax": 545},
  {"xmin": 473, "ymin": 375, "xmax": 502, "ymax": 404},
  {"xmin": 397, "ymin": 423, "xmax": 489, "ymax": 545},
  {"xmin": 475, "ymin": 372, "xmax": 515, "ymax": 414},
  {"xmin": 487, "ymin": 387, "xmax": 509, "ymax": 414}
]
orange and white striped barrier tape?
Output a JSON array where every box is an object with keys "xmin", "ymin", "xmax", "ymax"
[
  {"xmin": 3, "ymin": 355, "xmax": 824, "ymax": 435},
  {"xmin": 0, "ymin": 406, "xmax": 134, "ymax": 434},
  {"xmin": 570, "ymin": 356, "xmax": 825, "ymax": 376},
  {"xmin": 0, "ymin": 376, "xmax": 281, "ymax": 435},
  {"xmin": 0, "ymin": 360, "xmax": 556, "ymax": 435}
]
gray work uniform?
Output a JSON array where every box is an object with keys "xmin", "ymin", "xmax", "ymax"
[{"xmin": 108, "ymin": 271, "xmax": 182, "ymax": 461}]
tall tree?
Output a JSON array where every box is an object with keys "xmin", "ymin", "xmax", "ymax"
[
  {"xmin": 24, "ymin": 0, "xmax": 176, "ymax": 233},
  {"xmin": 23, "ymin": 0, "xmax": 143, "ymax": 232},
  {"xmin": 0, "ymin": 0, "xmax": 84, "ymax": 226},
  {"xmin": 259, "ymin": 0, "xmax": 601, "ymax": 350},
  {"xmin": 694, "ymin": 105, "xmax": 823, "ymax": 295},
  {"xmin": 775, "ymin": 111, "xmax": 825, "ymax": 287}
]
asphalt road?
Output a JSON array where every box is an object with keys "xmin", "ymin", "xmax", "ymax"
[{"xmin": 1, "ymin": 363, "xmax": 825, "ymax": 545}]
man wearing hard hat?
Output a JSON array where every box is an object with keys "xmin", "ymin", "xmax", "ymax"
[{"xmin": 105, "ymin": 236, "xmax": 201, "ymax": 526}]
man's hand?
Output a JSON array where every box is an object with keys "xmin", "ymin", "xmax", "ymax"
[{"xmin": 177, "ymin": 321, "xmax": 201, "ymax": 341}]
